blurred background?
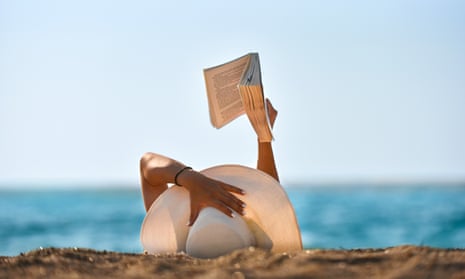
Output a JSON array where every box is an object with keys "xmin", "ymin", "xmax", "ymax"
[{"xmin": 1, "ymin": 0, "xmax": 464, "ymax": 256}]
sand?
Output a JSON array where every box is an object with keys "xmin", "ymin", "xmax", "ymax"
[{"xmin": 1, "ymin": 245, "xmax": 465, "ymax": 279}]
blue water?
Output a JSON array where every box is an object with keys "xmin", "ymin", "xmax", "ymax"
[{"xmin": 1, "ymin": 184, "xmax": 464, "ymax": 256}]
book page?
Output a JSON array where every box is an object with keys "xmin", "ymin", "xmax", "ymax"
[{"xmin": 203, "ymin": 54, "xmax": 251, "ymax": 128}]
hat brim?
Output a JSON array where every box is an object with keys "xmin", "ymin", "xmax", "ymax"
[{"xmin": 140, "ymin": 164, "xmax": 302, "ymax": 255}]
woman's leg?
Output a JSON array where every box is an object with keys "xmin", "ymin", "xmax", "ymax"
[{"xmin": 256, "ymin": 99, "xmax": 279, "ymax": 182}]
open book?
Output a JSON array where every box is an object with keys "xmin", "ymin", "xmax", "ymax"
[{"xmin": 203, "ymin": 53, "xmax": 273, "ymax": 142}]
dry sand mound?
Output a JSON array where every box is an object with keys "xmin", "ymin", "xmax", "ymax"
[{"xmin": 1, "ymin": 245, "xmax": 465, "ymax": 279}]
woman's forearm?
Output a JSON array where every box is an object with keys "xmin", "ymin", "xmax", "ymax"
[{"xmin": 257, "ymin": 141, "xmax": 279, "ymax": 182}]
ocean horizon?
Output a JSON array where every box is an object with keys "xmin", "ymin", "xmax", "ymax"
[{"xmin": 1, "ymin": 183, "xmax": 464, "ymax": 256}]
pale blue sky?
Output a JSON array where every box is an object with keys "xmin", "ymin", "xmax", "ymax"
[{"xmin": 1, "ymin": 0, "xmax": 464, "ymax": 186}]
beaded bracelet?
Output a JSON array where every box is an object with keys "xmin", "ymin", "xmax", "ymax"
[{"xmin": 174, "ymin": 166, "xmax": 192, "ymax": 186}]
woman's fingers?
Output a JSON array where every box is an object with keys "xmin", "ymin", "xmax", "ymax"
[
  {"xmin": 219, "ymin": 182, "xmax": 245, "ymax": 195},
  {"xmin": 218, "ymin": 191, "xmax": 245, "ymax": 215},
  {"xmin": 210, "ymin": 200, "xmax": 234, "ymax": 218},
  {"xmin": 188, "ymin": 194, "xmax": 244, "ymax": 226},
  {"xmin": 216, "ymin": 181, "xmax": 246, "ymax": 214},
  {"xmin": 186, "ymin": 175, "xmax": 248, "ymax": 226}
]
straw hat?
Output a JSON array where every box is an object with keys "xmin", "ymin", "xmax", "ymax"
[{"xmin": 140, "ymin": 164, "xmax": 302, "ymax": 258}]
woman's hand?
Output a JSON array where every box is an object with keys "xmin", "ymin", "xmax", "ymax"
[{"xmin": 176, "ymin": 169, "xmax": 246, "ymax": 226}]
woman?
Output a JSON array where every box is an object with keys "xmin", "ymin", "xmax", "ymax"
[{"xmin": 139, "ymin": 99, "xmax": 279, "ymax": 226}]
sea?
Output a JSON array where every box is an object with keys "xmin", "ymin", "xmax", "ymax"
[{"xmin": 1, "ymin": 183, "xmax": 464, "ymax": 256}]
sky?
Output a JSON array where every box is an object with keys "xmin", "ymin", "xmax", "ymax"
[{"xmin": 1, "ymin": 0, "xmax": 464, "ymax": 187}]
